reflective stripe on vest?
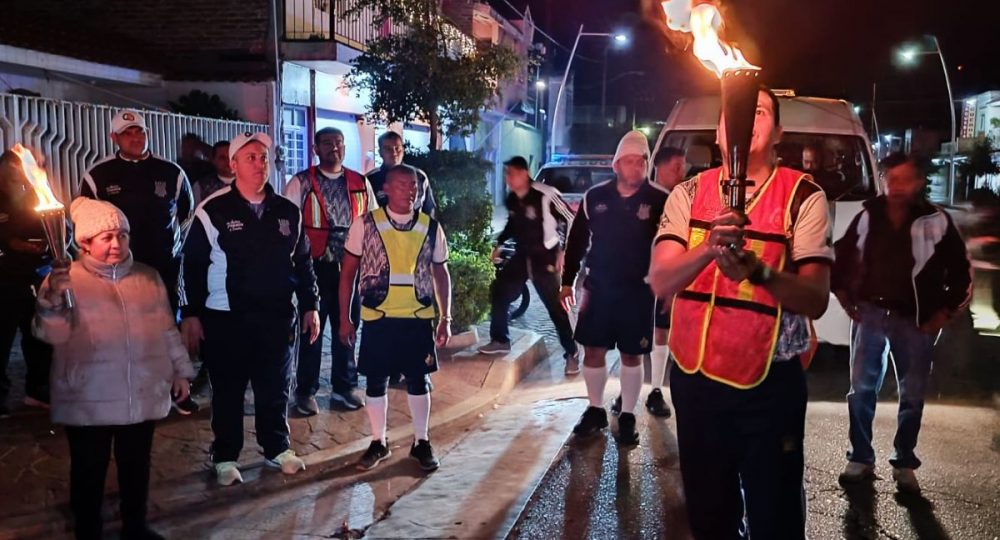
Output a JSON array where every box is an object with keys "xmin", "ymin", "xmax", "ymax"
[
  {"xmin": 668, "ymin": 166, "xmax": 807, "ymax": 389},
  {"xmin": 302, "ymin": 168, "xmax": 370, "ymax": 259},
  {"xmin": 360, "ymin": 209, "xmax": 436, "ymax": 321}
]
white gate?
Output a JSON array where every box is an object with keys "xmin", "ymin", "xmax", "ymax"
[{"xmin": 0, "ymin": 93, "xmax": 268, "ymax": 203}]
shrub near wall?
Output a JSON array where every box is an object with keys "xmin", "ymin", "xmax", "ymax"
[{"xmin": 407, "ymin": 150, "xmax": 494, "ymax": 331}]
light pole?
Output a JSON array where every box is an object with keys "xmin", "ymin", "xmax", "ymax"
[
  {"xmin": 600, "ymin": 33, "xmax": 629, "ymax": 122},
  {"xmin": 534, "ymin": 79, "xmax": 546, "ymax": 130},
  {"xmin": 897, "ymin": 35, "xmax": 957, "ymax": 205},
  {"xmin": 550, "ymin": 26, "xmax": 627, "ymax": 159}
]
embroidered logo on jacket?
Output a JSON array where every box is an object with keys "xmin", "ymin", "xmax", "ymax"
[
  {"xmin": 278, "ymin": 218, "xmax": 292, "ymax": 236},
  {"xmin": 226, "ymin": 220, "xmax": 244, "ymax": 232},
  {"xmin": 525, "ymin": 206, "xmax": 537, "ymax": 220},
  {"xmin": 154, "ymin": 181, "xmax": 168, "ymax": 198},
  {"xmin": 637, "ymin": 204, "xmax": 651, "ymax": 221},
  {"xmin": 594, "ymin": 203, "xmax": 608, "ymax": 214}
]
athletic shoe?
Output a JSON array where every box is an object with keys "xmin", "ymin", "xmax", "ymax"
[
  {"xmin": 645, "ymin": 388, "xmax": 672, "ymax": 418},
  {"xmin": 838, "ymin": 462, "xmax": 876, "ymax": 484},
  {"xmin": 357, "ymin": 440, "xmax": 391, "ymax": 471},
  {"xmin": 409, "ymin": 439, "xmax": 440, "ymax": 471},
  {"xmin": 171, "ymin": 396, "xmax": 200, "ymax": 416},
  {"xmin": 266, "ymin": 449, "xmax": 306, "ymax": 475},
  {"xmin": 892, "ymin": 467, "xmax": 921, "ymax": 493},
  {"xmin": 564, "ymin": 352, "xmax": 581, "ymax": 376},
  {"xmin": 295, "ymin": 395, "xmax": 319, "ymax": 417},
  {"xmin": 478, "ymin": 341, "xmax": 511, "ymax": 355},
  {"xmin": 572, "ymin": 406, "xmax": 609, "ymax": 438},
  {"xmin": 23, "ymin": 395, "xmax": 50, "ymax": 409},
  {"xmin": 330, "ymin": 389, "xmax": 364, "ymax": 410},
  {"xmin": 616, "ymin": 412, "xmax": 640, "ymax": 446},
  {"xmin": 609, "ymin": 395, "xmax": 622, "ymax": 416},
  {"xmin": 215, "ymin": 461, "xmax": 243, "ymax": 486}
]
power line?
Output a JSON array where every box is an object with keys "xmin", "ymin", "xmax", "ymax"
[{"xmin": 493, "ymin": 0, "xmax": 601, "ymax": 64}]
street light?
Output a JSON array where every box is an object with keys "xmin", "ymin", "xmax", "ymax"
[
  {"xmin": 895, "ymin": 35, "xmax": 957, "ymax": 205},
  {"xmin": 550, "ymin": 26, "xmax": 628, "ymax": 159},
  {"xmin": 601, "ymin": 32, "xmax": 631, "ymax": 121},
  {"xmin": 535, "ymin": 80, "xmax": 547, "ymax": 90}
]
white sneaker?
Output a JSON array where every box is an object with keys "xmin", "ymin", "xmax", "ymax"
[
  {"xmin": 892, "ymin": 467, "xmax": 921, "ymax": 492},
  {"xmin": 838, "ymin": 462, "xmax": 875, "ymax": 484},
  {"xmin": 266, "ymin": 449, "xmax": 306, "ymax": 475},
  {"xmin": 215, "ymin": 461, "xmax": 243, "ymax": 486}
]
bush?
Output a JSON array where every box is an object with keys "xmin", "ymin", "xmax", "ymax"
[{"xmin": 406, "ymin": 149, "xmax": 494, "ymax": 330}]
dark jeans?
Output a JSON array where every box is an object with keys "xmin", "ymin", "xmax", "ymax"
[
  {"xmin": 0, "ymin": 280, "xmax": 52, "ymax": 404},
  {"xmin": 65, "ymin": 421, "xmax": 156, "ymax": 540},
  {"xmin": 296, "ymin": 259, "xmax": 359, "ymax": 396},
  {"xmin": 671, "ymin": 360, "xmax": 808, "ymax": 540},
  {"xmin": 203, "ymin": 310, "xmax": 294, "ymax": 462},
  {"xmin": 489, "ymin": 251, "xmax": 577, "ymax": 356},
  {"xmin": 847, "ymin": 303, "xmax": 935, "ymax": 469}
]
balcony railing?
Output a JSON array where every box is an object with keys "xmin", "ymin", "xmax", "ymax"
[{"xmin": 284, "ymin": 0, "xmax": 473, "ymax": 54}]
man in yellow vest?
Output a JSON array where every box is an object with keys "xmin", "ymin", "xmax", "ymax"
[
  {"xmin": 649, "ymin": 86, "xmax": 833, "ymax": 539},
  {"xmin": 339, "ymin": 164, "xmax": 452, "ymax": 472},
  {"xmin": 284, "ymin": 127, "xmax": 378, "ymax": 415}
]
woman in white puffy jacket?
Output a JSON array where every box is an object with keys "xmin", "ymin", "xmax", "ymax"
[{"xmin": 34, "ymin": 197, "xmax": 193, "ymax": 540}]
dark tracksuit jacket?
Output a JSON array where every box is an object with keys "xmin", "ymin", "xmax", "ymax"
[
  {"xmin": 832, "ymin": 195, "xmax": 972, "ymax": 326},
  {"xmin": 81, "ymin": 153, "xmax": 193, "ymax": 307},
  {"xmin": 366, "ymin": 166, "xmax": 438, "ymax": 217}
]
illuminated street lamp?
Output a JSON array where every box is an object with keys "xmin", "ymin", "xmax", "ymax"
[
  {"xmin": 896, "ymin": 35, "xmax": 957, "ymax": 204},
  {"xmin": 602, "ymin": 32, "xmax": 631, "ymax": 120}
]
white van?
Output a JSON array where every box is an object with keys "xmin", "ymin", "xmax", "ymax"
[{"xmin": 652, "ymin": 93, "xmax": 880, "ymax": 346}]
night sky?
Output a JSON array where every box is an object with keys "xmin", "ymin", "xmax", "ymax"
[{"xmin": 521, "ymin": 0, "xmax": 1000, "ymax": 134}]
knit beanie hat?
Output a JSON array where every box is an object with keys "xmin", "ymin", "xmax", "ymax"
[
  {"xmin": 70, "ymin": 197, "xmax": 130, "ymax": 244},
  {"xmin": 613, "ymin": 130, "xmax": 651, "ymax": 167}
]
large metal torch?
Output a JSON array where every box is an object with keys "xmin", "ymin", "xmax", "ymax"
[
  {"xmin": 720, "ymin": 67, "xmax": 761, "ymax": 216},
  {"xmin": 11, "ymin": 144, "xmax": 75, "ymax": 310}
]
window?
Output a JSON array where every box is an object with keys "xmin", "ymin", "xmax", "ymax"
[{"xmin": 282, "ymin": 106, "xmax": 308, "ymax": 180}]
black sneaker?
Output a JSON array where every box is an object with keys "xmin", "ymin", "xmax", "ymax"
[
  {"xmin": 409, "ymin": 439, "xmax": 440, "ymax": 471},
  {"xmin": 610, "ymin": 395, "xmax": 622, "ymax": 416},
  {"xmin": 616, "ymin": 412, "xmax": 640, "ymax": 446},
  {"xmin": 573, "ymin": 406, "xmax": 609, "ymax": 438},
  {"xmin": 357, "ymin": 440, "xmax": 391, "ymax": 471},
  {"xmin": 645, "ymin": 388, "xmax": 672, "ymax": 418},
  {"xmin": 172, "ymin": 396, "xmax": 200, "ymax": 415}
]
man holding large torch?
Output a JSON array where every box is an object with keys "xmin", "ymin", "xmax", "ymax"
[{"xmin": 649, "ymin": 87, "xmax": 832, "ymax": 539}]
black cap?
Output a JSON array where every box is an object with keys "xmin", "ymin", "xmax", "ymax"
[{"xmin": 503, "ymin": 156, "xmax": 529, "ymax": 170}]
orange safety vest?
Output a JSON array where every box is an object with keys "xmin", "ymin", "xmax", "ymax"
[
  {"xmin": 303, "ymin": 166, "xmax": 370, "ymax": 259},
  {"xmin": 669, "ymin": 166, "xmax": 814, "ymax": 389}
]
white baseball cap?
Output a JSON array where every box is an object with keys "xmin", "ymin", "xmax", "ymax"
[
  {"xmin": 111, "ymin": 110, "xmax": 147, "ymax": 135},
  {"xmin": 229, "ymin": 131, "xmax": 273, "ymax": 161}
]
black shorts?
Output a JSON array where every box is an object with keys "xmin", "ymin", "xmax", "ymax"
[
  {"xmin": 574, "ymin": 284, "xmax": 655, "ymax": 355},
  {"xmin": 359, "ymin": 318, "xmax": 438, "ymax": 380},
  {"xmin": 654, "ymin": 297, "xmax": 671, "ymax": 330}
]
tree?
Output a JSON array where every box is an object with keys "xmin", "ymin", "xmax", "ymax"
[
  {"xmin": 343, "ymin": 0, "xmax": 520, "ymax": 150},
  {"xmin": 959, "ymin": 137, "xmax": 1000, "ymax": 196},
  {"xmin": 168, "ymin": 90, "xmax": 241, "ymax": 120}
]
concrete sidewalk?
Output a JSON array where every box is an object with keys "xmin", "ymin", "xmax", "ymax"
[{"xmin": 0, "ymin": 325, "xmax": 547, "ymax": 539}]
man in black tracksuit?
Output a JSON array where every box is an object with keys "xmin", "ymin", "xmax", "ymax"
[
  {"xmin": 478, "ymin": 156, "xmax": 578, "ymax": 368},
  {"xmin": 80, "ymin": 110, "xmax": 193, "ymax": 313},
  {"xmin": 366, "ymin": 131, "xmax": 437, "ymax": 217},
  {"xmin": 179, "ymin": 132, "xmax": 320, "ymax": 485}
]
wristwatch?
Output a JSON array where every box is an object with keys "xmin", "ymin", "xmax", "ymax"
[{"xmin": 747, "ymin": 263, "xmax": 774, "ymax": 285}]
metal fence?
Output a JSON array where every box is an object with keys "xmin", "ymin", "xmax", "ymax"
[{"xmin": 0, "ymin": 93, "xmax": 267, "ymax": 203}]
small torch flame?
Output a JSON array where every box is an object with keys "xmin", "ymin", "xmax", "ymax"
[
  {"xmin": 10, "ymin": 143, "xmax": 64, "ymax": 212},
  {"xmin": 662, "ymin": 0, "xmax": 759, "ymax": 77}
]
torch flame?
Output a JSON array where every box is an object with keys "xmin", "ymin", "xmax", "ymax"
[
  {"xmin": 662, "ymin": 0, "xmax": 759, "ymax": 78},
  {"xmin": 10, "ymin": 144, "xmax": 64, "ymax": 212}
]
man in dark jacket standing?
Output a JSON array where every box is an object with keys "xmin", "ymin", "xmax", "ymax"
[
  {"xmin": 833, "ymin": 152, "xmax": 971, "ymax": 493},
  {"xmin": 80, "ymin": 110, "xmax": 193, "ymax": 313},
  {"xmin": 366, "ymin": 131, "xmax": 437, "ymax": 216}
]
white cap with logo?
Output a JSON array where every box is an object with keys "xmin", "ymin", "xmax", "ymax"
[
  {"xmin": 111, "ymin": 110, "xmax": 147, "ymax": 135},
  {"xmin": 229, "ymin": 131, "xmax": 273, "ymax": 161}
]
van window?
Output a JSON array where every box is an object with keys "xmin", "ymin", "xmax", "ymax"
[
  {"xmin": 537, "ymin": 166, "xmax": 616, "ymax": 194},
  {"xmin": 661, "ymin": 131, "xmax": 876, "ymax": 201}
]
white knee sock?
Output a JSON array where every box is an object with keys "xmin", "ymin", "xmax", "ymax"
[
  {"xmin": 407, "ymin": 393, "xmax": 431, "ymax": 443},
  {"xmin": 650, "ymin": 345, "xmax": 669, "ymax": 390},
  {"xmin": 582, "ymin": 365, "xmax": 608, "ymax": 408},
  {"xmin": 620, "ymin": 363, "xmax": 644, "ymax": 414},
  {"xmin": 366, "ymin": 395, "xmax": 388, "ymax": 444}
]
